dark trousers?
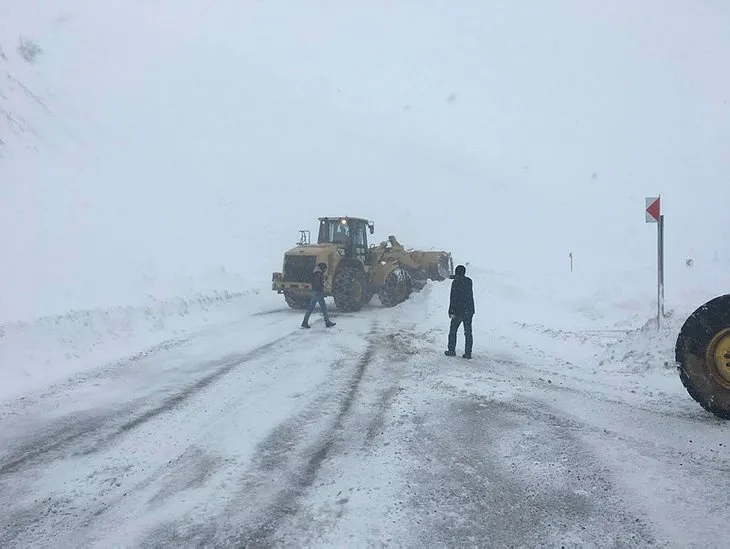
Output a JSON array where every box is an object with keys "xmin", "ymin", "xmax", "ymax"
[
  {"xmin": 303, "ymin": 291, "xmax": 331, "ymax": 324},
  {"xmin": 448, "ymin": 315, "xmax": 473, "ymax": 354}
]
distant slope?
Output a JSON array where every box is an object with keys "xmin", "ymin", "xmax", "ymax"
[{"xmin": 1, "ymin": 0, "xmax": 728, "ymax": 322}]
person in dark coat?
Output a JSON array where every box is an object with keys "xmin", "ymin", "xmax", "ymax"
[
  {"xmin": 302, "ymin": 262, "xmax": 336, "ymax": 328},
  {"xmin": 445, "ymin": 264, "xmax": 474, "ymax": 358}
]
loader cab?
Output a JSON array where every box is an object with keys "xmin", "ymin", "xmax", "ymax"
[{"xmin": 318, "ymin": 217, "xmax": 374, "ymax": 262}]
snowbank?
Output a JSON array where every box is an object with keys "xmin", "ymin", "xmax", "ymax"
[
  {"xmin": 0, "ymin": 280, "xmax": 280, "ymax": 403},
  {"xmin": 411, "ymin": 258, "xmax": 729, "ymax": 379}
]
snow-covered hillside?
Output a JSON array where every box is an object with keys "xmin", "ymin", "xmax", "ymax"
[{"xmin": 2, "ymin": 0, "xmax": 729, "ymax": 325}]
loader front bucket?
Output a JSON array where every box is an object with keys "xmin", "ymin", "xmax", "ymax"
[{"xmin": 408, "ymin": 251, "xmax": 453, "ymax": 281}]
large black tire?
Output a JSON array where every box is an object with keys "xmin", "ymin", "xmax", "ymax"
[
  {"xmin": 378, "ymin": 268, "xmax": 412, "ymax": 307},
  {"xmin": 675, "ymin": 294, "xmax": 730, "ymax": 419},
  {"xmin": 332, "ymin": 265, "xmax": 367, "ymax": 312},
  {"xmin": 284, "ymin": 291, "xmax": 309, "ymax": 309},
  {"xmin": 408, "ymin": 267, "xmax": 428, "ymax": 291}
]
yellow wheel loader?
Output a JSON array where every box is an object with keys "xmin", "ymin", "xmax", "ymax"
[
  {"xmin": 272, "ymin": 217, "xmax": 453, "ymax": 312},
  {"xmin": 675, "ymin": 294, "xmax": 730, "ymax": 419}
]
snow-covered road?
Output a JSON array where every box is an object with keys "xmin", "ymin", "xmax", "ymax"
[{"xmin": 2, "ymin": 288, "xmax": 730, "ymax": 547}]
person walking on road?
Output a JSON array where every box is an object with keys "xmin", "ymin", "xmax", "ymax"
[
  {"xmin": 302, "ymin": 262, "xmax": 336, "ymax": 329},
  {"xmin": 445, "ymin": 264, "xmax": 474, "ymax": 358}
]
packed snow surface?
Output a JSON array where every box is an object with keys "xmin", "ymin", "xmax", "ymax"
[
  {"xmin": 3, "ymin": 275, "xmax": 730, "ymax": 547},
  {"xmin": 2, "ymin": 0, "xmax": 730, "ymax": 547}
]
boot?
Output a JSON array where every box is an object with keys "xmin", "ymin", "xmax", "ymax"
[
  {"xmin": 325, "ymin": 321, "xmax": 336, "ymax": 328},
  {"xmin": 301, "ymin": 322, "xmax": 311, "ymax": 329},
  {"xmin": 462, "ymin": 352, "xmax": 472, "ymax": 359},
  {"xmin": 444, "ymin": 350, "xmax": 456, "ymax": 357}
]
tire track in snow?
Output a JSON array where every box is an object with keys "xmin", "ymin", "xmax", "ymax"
[
  {"xmin": 0, "ymin": 305, "xmax": 300, "ymax": 420},
  {"xmin": 0, "ymin": 334, "xmax": 193, "ymax": 422},
  {"xmin": 1, "ymin": 306, "xmax": 416, "ymax": 547},
  {"xmin": 1, "ymin": 324, "xmax": 347, "ymax": 548},
  {"xmin": 234, "ymin": 323, "xmax": 423, "ymax": 547},
  {"xmin": 362, "ymin": 328, "xmax": 421, "ymax": 444},
  {"xmin": 140, "ymin": 321, "xmax": 383, "ymax": 547},
  {"xmin": 226, "ymin": 326, "xmax": 378, "ymax": 546},
  {"xmin": 0, "ymin": 335, "xmax": 290, "ymax": 477}
]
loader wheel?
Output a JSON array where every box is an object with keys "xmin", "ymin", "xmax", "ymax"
[
  {"xmin": 675, "ymin": 294, "xmax": 730, "ymax": 419},
  {"xmin": 379, "ymin": 268, "xmax": 412, "ymax": 307},
  {"xmin": 332, "ymin": 266, "xmax": 367, "ymax": 312},
  {"xmin": 406, "ymin": 267, "xmax": 428, "ymax": 291},
  {"xmin": 283, "ymin": 291, "xmax": 309, "ymax": 309}
]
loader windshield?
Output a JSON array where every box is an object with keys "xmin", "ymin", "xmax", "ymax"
[
  {"xmin": 317, "ymin": 218, "xmax": 369, "ymax": 258},
  {"xmin": 318, "ymin": 219, "xmax": 346, "ymax": 244}
]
